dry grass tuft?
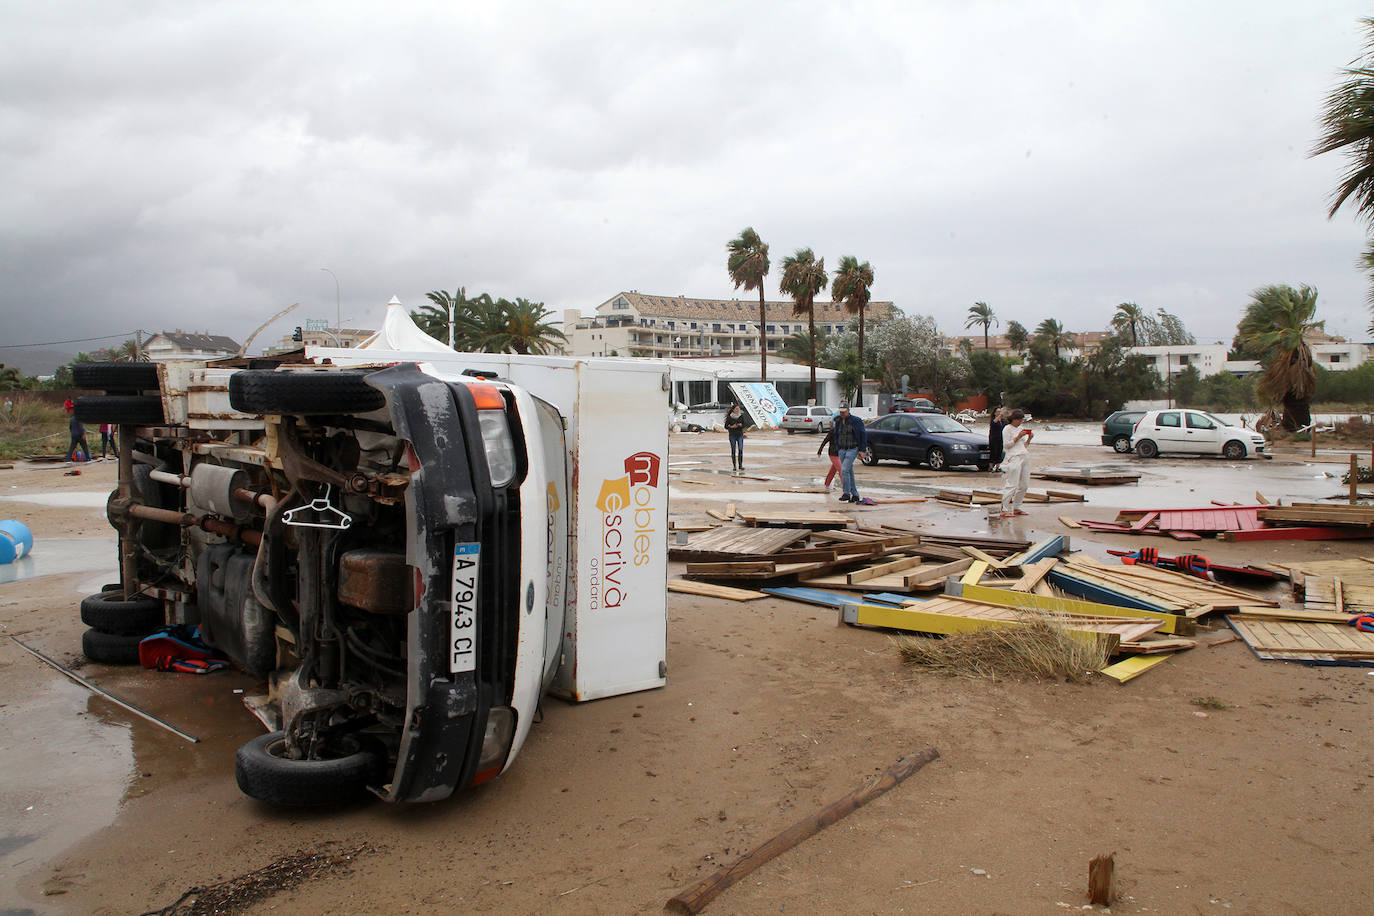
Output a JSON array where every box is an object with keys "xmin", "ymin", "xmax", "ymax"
[{"xmin": 893, "ymin": 618, "xmax": 1110, "ymax": 683}]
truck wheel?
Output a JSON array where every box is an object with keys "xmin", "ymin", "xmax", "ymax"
[
  {"xmin": 235, "ymin": 731, "xmax": 381, "ymax": 806},
  {"xmin": 1112, "ymin": 436, "xmax": 1132, "ymax": 453},
  {"xmin": 72, "ymin": 362, "xmax": 160, "ymax": 393},
  {"xmin": 927, "ymin": 447, "xmax": 947, "ymax": 470},
  {"xmin": 74, "ymin": 396, "xmax": 165, "ymax": 425},
  {"xmin": 81, "ymin": 628, "xmax": 143, "ymax": 665},
  {"xmin": 1136, "ymin": 439, "xmax": 1158, "ymax": 459},
  {"xmin": 80, "ymin": 591, "xmax": 163, "ymax": 634},
  {"xmin": 1223, "ymin": 440, "xmax": 1247, "ymax": 459},
  {"xmin": 229, "ymin": 370, "xmax": 385, "ymax": 415}
]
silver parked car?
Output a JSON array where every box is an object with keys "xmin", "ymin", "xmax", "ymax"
[{"xmin": 780, "ymin": 405, "xmax": 835, "ymax": 434}]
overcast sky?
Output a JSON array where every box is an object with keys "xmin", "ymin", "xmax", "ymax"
[{"xmin": 3, "ymin": 0, "xmax": 1372, "ymax": 360}]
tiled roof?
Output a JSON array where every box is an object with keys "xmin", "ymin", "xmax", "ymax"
[
  {"xmin": 602, "ymin": 291, "xmax": 894, "ymax": 322},
  {"xmin": 149, "ymin": 332, "xmax": 241, "ymax": 351}
]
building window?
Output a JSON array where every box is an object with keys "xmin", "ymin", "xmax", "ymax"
[
  {"xmin": 713, "ymin": 323, "xmax": 721, "ymax": 332},
  {"xmin": 614, "ymin": 297, "xmax": 628, "ymax": 310},
  {"xmin": 1331, "ymin": 354, "xmax": 1343, "ymax": 363},
  {"xmin": 1178, "ymin": 355, "xmax": 1190, "ymax": 366}
]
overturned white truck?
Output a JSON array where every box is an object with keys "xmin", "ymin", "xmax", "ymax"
[{"xmin": 73, "ymin": 310, "xmax": 669, "ymax": 805}]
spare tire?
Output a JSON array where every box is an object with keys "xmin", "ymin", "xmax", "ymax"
[
  {"xmin": 235, "ymin": 731, "xmax": 382, "ymax": 806},
  {"xmin": 72, "ymin": 362, "xmax": 160, "ymax": 392},
  {"xmin": 80, "ymin": 591, "xmax": 164, "ymax": 634},
  {"xmin": 74, "ymin": 395, "xmax": 165, "ymax": 425},
  {"xmin": 81, "ymin": 628, "xmax": 144, "ymax": 665},
  {"xmin": 229, "ymin": 370, "xmax": 385, "ymax": 415}
]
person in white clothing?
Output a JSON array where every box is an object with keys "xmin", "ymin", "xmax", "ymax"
[{"xmin": 1000, "ymin": 409, "xmax": 1033, "ymax": 517}]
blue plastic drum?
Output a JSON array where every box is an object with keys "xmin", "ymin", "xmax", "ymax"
[{"xmin": 0, "ymin": 520, "xmax": 34, "ymax": 564}]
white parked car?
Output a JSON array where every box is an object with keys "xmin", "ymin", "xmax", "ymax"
[
  {"xmin": 1130, "ymin": 409, "xmax": 1267, "ymax": 459},
  {"xmin": 780, "ymin": 405, "xmax": 835, "ymax": 434}
]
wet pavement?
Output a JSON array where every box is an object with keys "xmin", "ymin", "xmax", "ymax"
[{"xmin": 0, "ymin": 537, "xmax": 118, "ymax": 586}]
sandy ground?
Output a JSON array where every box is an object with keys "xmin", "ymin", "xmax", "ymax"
[{"xmin": 1, "ymin": 430, "xmax": 1372, "ymax": 915}]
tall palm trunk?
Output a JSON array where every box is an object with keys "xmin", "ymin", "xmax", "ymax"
[
  {"xmin": 808, "ymin": 307, "xmax": 817, "ymax": 403},
  {"xmin": 856, "ymin": 308, "xmax": 865, "ymax": 405},
  {"xmin": 758, "ymin": 287, "xmax": 767, "ymax": 381}
]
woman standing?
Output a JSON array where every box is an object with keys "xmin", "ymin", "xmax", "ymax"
[
  {"xmin": 1000, "ymin": 409, "xmax": 1033, "ymax": 517},
  {"xmin": 724, "ymin": 404, "xmax": 748, "ymax": 471},
  {"xmin": 988, "ymin": 407, "xmax": 1006, "ymax": 472}
]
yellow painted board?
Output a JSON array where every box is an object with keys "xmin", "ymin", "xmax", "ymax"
[
  {"xmin": 959, "ymin": 583, "xmax": 1195, "ymax": 636},
  {"xmin": 1098, "ymin": 653, "xmax": 1174, "ymax": 684},
  {"xmin": 960, "ymin": 560, "xmax": 990, "ymax": 586},
  {"xmin": 850, "ymin": 604, "xmax": 1121, "ymax": 653}
]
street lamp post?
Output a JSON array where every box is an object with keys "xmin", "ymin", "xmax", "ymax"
[{"xmin": 320, "ymin": 268, "xmax": 341, "ymax": 344}]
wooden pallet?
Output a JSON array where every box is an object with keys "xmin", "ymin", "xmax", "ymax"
[
  {"xmin": 1228, "ymin": 615, "xmax": 1374, "ymax": 665},
  {"xmin": 1033, "ymin": 467, "xmax": 1140, "ymax": 485},
  {"xmin": 1258, "ymin": 504, "xmax": 1374, "ymax": 527},
  {"xmin": 668, "ymin": 525, "xmax": 811, "ymax": 561}
]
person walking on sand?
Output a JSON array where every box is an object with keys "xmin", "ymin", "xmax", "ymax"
[
  {"xmin": 817, "ymin": 424, "xmax": 842, "ymax": 489},
  {"xmin": 988, "ymin": 407, "xmax": 1006, "ymax": 472},
  {"xmin": 724, "ymin": 404, "xmax": 748, "ymax": 471},
  {"xmin": 832, "ymin": 403, "xmax": 869, "ymax": 504},
  {"xmin": 66, "ymin": 405, "xmax": 92, "ymax": 462},
  {"xmin": 1000, "ymin": 409, "xmax": 1033, "ymax": 517},
  {"xmin": 99, "ymin": 423, "xmax": 116, "ymax": 460}
]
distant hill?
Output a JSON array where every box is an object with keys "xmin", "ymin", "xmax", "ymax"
[{"xmin": 0, "ymin": 348, "xmax": 77, "ymax": 378}]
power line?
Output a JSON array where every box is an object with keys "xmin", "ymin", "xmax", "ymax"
[{"xmin": 0, "ymin": 332, "xmax": 139, "ymax": 350}]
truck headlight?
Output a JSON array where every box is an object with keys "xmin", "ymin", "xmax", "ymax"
[
  {"xmin": 467, "ymin": 383, "xmax": 518, "ymax": 488},
  {"xmin": 472, "ymin": 706, "xmax": 515, "ymax": 785},
  {"xmin": 478, "ymin": 410, "xmax": 517, "ymax": 487}
]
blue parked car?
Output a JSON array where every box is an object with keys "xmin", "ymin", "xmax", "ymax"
[{"xmin": 862, "ymin": 413, "xmax": 992, "ymax": 470}]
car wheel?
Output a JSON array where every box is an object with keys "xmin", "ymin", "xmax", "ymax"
[
  {"xmin": 81, "ymin": 628, "xmax": 144, "ymax": 665},
  {"xmin": 1112, "ymin": 436, "xmax": 1132, "ymax": 453},
  {"xmin": 927, "ymin": 447, "xmax": 946, "ymax": 470},
  {"xmin": 228, "ymin": 370, "xmax": 385, "ymax": 415},
  {"xmin": 235, "ymin": 731, "xmax": 382, "ymax": 806},
  {"xmin": 74, "ymin": 395, "xmax": 165, "ymax": 425},
  {"xmin": 1222, "ymin": 440, "xmax": 1247, "ymax": 460},
  {"xmin": 977, "ymin": 462, "xmax": 990, "ymax": 472},
  {"xmin": 80, "ymin": 591, "xmax": 163, "ymax": 634},
  {"xmin": 1136, "ymin": 439, "xmax": 1158, "ymax": 459},
  {"xmin": 861, "ymin": 449, "xmax": 879, "ymax": 466},
  {"xmin": 786, "ymin": 428, "xmax": 795, "ymax": 435}
]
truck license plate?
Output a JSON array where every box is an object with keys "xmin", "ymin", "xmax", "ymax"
[{"xmin": 450, "ymin": 542, "xmax": 480, "ymax": 673}]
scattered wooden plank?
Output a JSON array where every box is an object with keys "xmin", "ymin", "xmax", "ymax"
[
  {"xmin": 1058, "ymin": 515, "xmax": 1083, "ymax": 529},
  {"xmin": 724, "ymin": 502, "xmax": 737, "ymax": 519},
  {"xmin": 667, "ymin": 579, "xmax": 767, "ymax": 601},
  {"xmin": 1218, "ymin": 526, "xmax": 1373, "ymax": 542},
  {"xmin": 1011, "ymin": 558, "xmax": 1058, "ymax": 593},
  {"xmin": 960, "ymin": 546, "xmax": 1006, "ymax": 568},
  {"xmin": 846, "ymin": 555, "xmax": 922, "ymax": 585},
  {"xmin": 960, "ymin": 560, "xmax": 990, "ymax": 586},
  {"xmin": 1229, "ymin": 615, "xmax": 1374, "ymax": 664},
  {"xmin": 1098, "ymin": 654, "xmax": 1174, "ymax": 683},
  {"xmin": 705, "ymin": 509, "xmax": 731, "ymax": 521}
]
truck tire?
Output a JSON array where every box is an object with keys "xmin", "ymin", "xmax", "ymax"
[
  {"xmin": 235, "ymin": 731, "xmax": 381, "ymax": 806},
  {"xmin": 74, "ymin": 395, "xmax": 165, "ymax": 425},
  {"xmin": 72, "ymin": 362, "xmax": 160, "ymax": 392},
  {"xmin": 81, "ymin": 628, "xmax": 144, "ymax": 665},
  {"xmin": 80, "ymin": 591, "xmax": 163, "ymax": 635},
  {"xmin": 229, "ymin": 370, "xmax": 385, "ymax": 415}
]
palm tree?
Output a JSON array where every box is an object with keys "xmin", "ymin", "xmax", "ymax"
[
  {"xmin": 107, "ymin": 338, "xmax": 147, "ymax": 361},
  {"xmin": 831, "ymin": 256, "xmax": 875, "ymax": 404},
  {"xmin": 416, "ymin": 288, "xmax": 472, "ymax": 346},
  {"xmin": 1315, "ymin": 19, "xmax": 1374, "ymax": 310},
  {"xmin": 1112, "ymin": 302, "xmax": 1146, "ymax": 346},
  {"xmin": 779, "ymin": 248, "xmax": 827, "ymax": 401},
  {"xmin": 779, "ymin": 329, "xmax": 817, "ymax": 365},
  {"xmin": 726, "ymin": 227, "xmax": 771, "ymax": 380},
  {"xmin": 1005, "ymin": 320, "xmax": 1029, "ymax": 355},
  {"xmin": 1034, "ymin": 318, "xmax": 1072, "ymax": 357},
  {"xmin": 496, "ymin": 297, "xmax": 567, "ymax": 355},
  {"xmin": 964, "ymin": 301, "xmax": 997, "ymax": 349},
  {"xmin": 1237, "ymin": 284, "xmax": 1323, "ymax": 430}
]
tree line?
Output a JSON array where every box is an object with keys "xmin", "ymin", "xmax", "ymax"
[{"xmin": 411, "ymin": 289, "xmax": 566, "ymax": 354}]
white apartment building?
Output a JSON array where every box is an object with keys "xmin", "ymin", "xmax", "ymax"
[{"xmin": 562, "ymin": 291, "xmax": 895, "ymax": 359}]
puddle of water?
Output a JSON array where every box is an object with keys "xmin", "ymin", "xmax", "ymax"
[
  {"xmin": 0, "ymin": 490, "xmax": 110, "ymax": 509},
  {"xmin": 0, "ymin": 538, "xmax": 118, "ymax": 586},
  {"xmin": 0, "ymin": 673, "xmax": 132, "ymax": 913}
]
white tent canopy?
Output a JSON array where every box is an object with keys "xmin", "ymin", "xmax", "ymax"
[{"xmin": 356, "ymin": 296, "xmax": 458, "ymax": 353}]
